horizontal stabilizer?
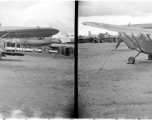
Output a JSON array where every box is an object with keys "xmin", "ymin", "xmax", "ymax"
[{"xmin": 2, "ymin": 52, "xmax": 24, "ymax": 56}]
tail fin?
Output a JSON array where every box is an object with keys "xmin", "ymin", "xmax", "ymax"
[{"xmin": 88, "ymin": 31, "xmax": 93, "ymax": 37}]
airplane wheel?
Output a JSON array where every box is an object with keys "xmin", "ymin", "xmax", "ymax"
[{"xmin": 128, "ymin": 56, "xmax": 135, "ymax": 64}]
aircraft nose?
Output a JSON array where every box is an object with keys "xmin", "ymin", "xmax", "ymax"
[
  {"xmin": 53, "ymin": 28, "xmax": 59, "ymax": 35},
  {"xmin": 48, "ymin": 28, "xmax": 59, "ymax": 35}
]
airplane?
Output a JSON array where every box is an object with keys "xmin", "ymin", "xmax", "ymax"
[
  {"xmin": 78, "ymin": 31, "xmax": 94, "ymax": 43},
  {"xmin": 0, "ymin": 25, "xmax": 59, "ymax": 57},
  {"xmin": 51, "ymin": 33, "xmax": 74, "ymax": 50},
  {"xmin": 83, "ymin": 22, "xmax": 152, "ymax": 64},
  {"xmin": 52, "ymin": 32, "xmax": 74, "ymax": 44},
  {"xmin": 50, "ymin": 37, "xmax": 74, "ymax": 52}
]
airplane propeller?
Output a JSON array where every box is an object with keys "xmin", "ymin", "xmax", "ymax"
[{"xmin": 115, "ymin": 33, "xmax": 122, "ymax": 49}]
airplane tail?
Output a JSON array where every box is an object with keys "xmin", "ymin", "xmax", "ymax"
[
  {"xmin": 88, "ymin": 31, "xmax": 93, "ymax": 37},
  {"xmin": 88, "ymin": 31, "xmax": 99, "ymax": 39}
]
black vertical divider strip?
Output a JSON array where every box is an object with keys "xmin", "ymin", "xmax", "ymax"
[{"xmin": 73, "ymin": 0, "xmax": 78, "ymax": 118}]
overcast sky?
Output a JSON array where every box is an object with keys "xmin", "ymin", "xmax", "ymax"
[
  {"xmin": 78, "ymin": 1, "xmax": 152, "ymax": 35},
  {"xmin": 0, "ymin": 0, "xmax": 74, "ymax": 37}
]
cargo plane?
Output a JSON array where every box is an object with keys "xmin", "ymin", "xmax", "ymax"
[
  {"xmin": 83, "ymin": 22, "xmax": 152, "ymax": 64},
  {"xmin": 0, "ymin": 25, "xmax": 59, "ymax": 57}
]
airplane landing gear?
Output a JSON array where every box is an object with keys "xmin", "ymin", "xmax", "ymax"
[
  {"xmin": 128, "ymin": 56, "xmax": 135, "ymax": 64},
  {"xmin": 128, "ymin": 51, "xmax": 141, "ymax": 64},
  {"xmin": 148, "ymin": 55, "xmax": 152, "ymax": 60}
]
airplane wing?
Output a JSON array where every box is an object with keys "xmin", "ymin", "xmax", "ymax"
[
  {"xmin": 82, "ymin": 22, "xmax": 152, "ymax": 35},
  {"xmin": 0, "ymin": 27, "xmax": 59, "ymax": 38}
]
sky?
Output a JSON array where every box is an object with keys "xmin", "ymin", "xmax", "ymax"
[
  {"xmin": 78, "ymin": 0, "xmax": 152, "ymax": 36},
  {"xmin": 0, "ymin": 0, "xmax": 74, "ymax": 37}
]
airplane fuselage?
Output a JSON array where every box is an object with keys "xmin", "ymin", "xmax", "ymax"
[
  {"xmin": 3, "ymin": 37, "xmax": 53, "ymax": 46},
  {"xmin": 122, "ymin": 33, "xmax": 152, "ymax": 55}
]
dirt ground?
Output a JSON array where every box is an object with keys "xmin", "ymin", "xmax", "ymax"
[
  {"xmin": 78, "ymin": 42, "xmax": 152, "ymax": 118},
  {"xmin": 0, "ymin": 52, "xmax": 74, "ymax": 118}
]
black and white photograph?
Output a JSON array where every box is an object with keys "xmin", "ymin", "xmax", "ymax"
[
  {"xmin": 0, "ymin": 0, "xmax": 74, "ymax": 118},
  {"xmin": 78, "ymin": 0, "xmax": 152, "ymax": 118}
]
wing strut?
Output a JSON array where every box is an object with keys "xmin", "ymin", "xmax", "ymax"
[
  {"xmin": 0, "ymin": 32, "xmax": 10, "ymax": 43},
  {"xmin": 147, "ymin": 34, "xmax": 152, "ymax": 41},
  {"xmin": 123, "ymin": 32, "xmax": 143, "ymax": 52},
  {"xmin": 0, "ymin": 32, "xmax": 10, "ymax": 38},
  {"xmin": 131, "ymin": 33, "xmax": 142, "ymax": 50},
  {"xmin": 135, "ymin": 51, "xmax": 141, "ymax": 58},
  {"xmin": 37, "ymin": 26, "xmax": 41, "ymax": 29}
]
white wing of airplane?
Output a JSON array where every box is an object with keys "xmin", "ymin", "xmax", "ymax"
[{"xmin": 82, "ymin": 22, "xmax": 152, "ymax": 35}]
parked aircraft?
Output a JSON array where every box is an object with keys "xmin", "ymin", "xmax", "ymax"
[
  {"xmin": 83, "ymin": 22, "xmax": 152, "ymax": 64},
  {"xmin": 51, "ymin": 33, "xmax": 74, "ymax": 49},
  {"xmin": 78, "ymin": 31, "xmax": 94, "ymax": 43},
  {"xmin": 0, "ymin": 25, "xmax": 59, "ymax": 57},
  {"xmin": 53, "ymin": 33, "xmax": 74, "ymax": 43},
  {"xmin": 50, "ymin": 37, "xmax": 74, "ymax": 51}
]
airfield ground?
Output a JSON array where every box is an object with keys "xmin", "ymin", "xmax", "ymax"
[
  {"xmin": 79, "ymin": 43, "xmax": 152, "ymax": 118},
  {"xmin": 0, "ymin": 52, "xmax": 74, "ymax": 118}
]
